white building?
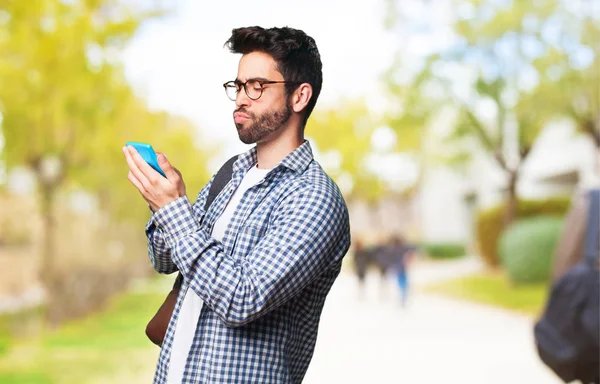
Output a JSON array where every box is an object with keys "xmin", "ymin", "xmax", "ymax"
[{"xmin": 416, "ymin": 122, "xmax": 598, "ymax": 246}]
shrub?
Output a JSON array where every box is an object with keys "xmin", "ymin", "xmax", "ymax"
[
  {"xmin": 498, "ymin": 216, "xmax": 564, "ymax": 284},
  {"xmin": 422, "ymin": 243, "xmax": 466, "ymax": 259},
  {"xmin": 475, "ymin": 197, "xmax": 571, "ymax": 267}
]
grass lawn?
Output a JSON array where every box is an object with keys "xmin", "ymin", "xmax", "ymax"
[
  {"xmin": 0, "ymin": 277, "xmax": 169, "ymax": 384},
  {"xmin": 421, "ymin": 270, "xmax": 551, "ymax": 317}
]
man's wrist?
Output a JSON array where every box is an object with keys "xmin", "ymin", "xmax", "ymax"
[{"xmin": 153, "ymin": 196, "xmax": 198, "ymax": 243}]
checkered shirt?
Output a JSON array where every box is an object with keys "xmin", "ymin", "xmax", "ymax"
[{"xmin": 146, "ymin": 141, "xmax": 351, "ymax": 383}]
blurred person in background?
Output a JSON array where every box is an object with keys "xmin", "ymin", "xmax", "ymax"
[
  {"xmin": 352, "ymin": 237, "xmax": 389, "ymax": 297},
  {"xmin": 387, "ymin": 235, "xmax": 417, "ymax": 308},
  {"xmin": 123, "ymin": 26, "xmax": 351, "ymax": 384}
]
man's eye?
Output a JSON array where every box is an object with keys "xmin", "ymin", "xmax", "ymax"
[{"xmin": 249, "ymin": 81, "xmax": 262, "ymax": 90}]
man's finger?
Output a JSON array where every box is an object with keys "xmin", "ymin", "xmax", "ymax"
[
  {"xmin": 127, "ymin": 145, "xmax": 161, "ymax": 179},
  {"xmin": 127, "ymin": 170, "xmax": 145, "ymax": 193},
  {"xmin": 123, "ymin": 146, "xmax": 152, "ymax": 186}
]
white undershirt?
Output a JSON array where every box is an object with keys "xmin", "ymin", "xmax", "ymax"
[{"xmin": 167, "ymin": 165, "xmax": 270, "ymax": 383}]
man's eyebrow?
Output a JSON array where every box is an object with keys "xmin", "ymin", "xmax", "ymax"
[{"xmin": 235, "ymin": 77, "xmax": 269, "ymax": 83}]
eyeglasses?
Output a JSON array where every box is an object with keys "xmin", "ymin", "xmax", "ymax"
[{"xmin": 223, "ymin": 78, "xmax": 301, "ymax": 101}]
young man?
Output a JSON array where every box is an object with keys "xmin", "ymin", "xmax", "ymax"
[{"xmin": 122, "ymin": 26, "xmax": 351, "ymax": 383}]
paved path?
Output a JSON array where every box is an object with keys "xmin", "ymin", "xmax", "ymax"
[{"xmin": 303, "ymin": 259, "xmax": 562, "ymax": 384}]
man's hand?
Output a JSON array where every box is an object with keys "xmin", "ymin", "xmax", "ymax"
[{"xmin": 122, "ymin": 145, "xmax": 186, "ymax": 211}]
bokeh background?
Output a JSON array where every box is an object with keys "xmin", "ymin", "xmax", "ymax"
[{"xmin": 0, "ymin": 0, "xmax": 598, "ymax": 383}]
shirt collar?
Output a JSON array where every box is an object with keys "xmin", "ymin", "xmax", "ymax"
[{"xmin": 233, "ymin": 140, "xmax": 314, "ymax": 175}]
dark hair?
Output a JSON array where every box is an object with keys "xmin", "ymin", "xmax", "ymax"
[{"xmin": 225, "ymin": 26, "xmax": 323, "ymax": 127}]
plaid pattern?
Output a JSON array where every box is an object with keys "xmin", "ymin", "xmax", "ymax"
[{"xmin": 146, "ymin": 141, "xmax": 351, "ymax": 383}]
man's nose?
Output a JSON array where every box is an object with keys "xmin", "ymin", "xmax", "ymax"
[{"xmin": 235, "ymin": 89, "xmax": 251, "ymax": 108}]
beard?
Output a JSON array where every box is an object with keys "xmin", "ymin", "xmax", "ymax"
[{"xmin": 234, "ymin": 101, "xmax": 293, "ymax": 145}]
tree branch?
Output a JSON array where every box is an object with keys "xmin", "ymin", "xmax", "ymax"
[
  {"xmin": 437, "ymin": 77, "xmax": 507, "ymax": 170},
  {"xmin": 463, "ymin": 108, "xmax": 508, "ymax": 170}
]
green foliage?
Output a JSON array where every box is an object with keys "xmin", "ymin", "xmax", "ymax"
[
  {"xmin": 421, "ymin": 242, "xmax": 466, "ymax": 260},
  {"xmin": 0, "ymin": 0, "xmax": 212, "ymax": 331},
  {"xmin": 0, "ymin": 0, "xmax": 211, "ymax": 225},
  {"xmin": 0, "ymin": 305, "xmax": 44, "ymax": 358},
  {"xmin": 499, "ymin": 216, "xmax": 564, "ymax": 284},
  {"xmin": 308, "ymin": 100, "xmax": 389, "ymax": 201},
  {"xmin": 0, "ymin": 0, "xmax": 153, "ymax": 168},
  {"xmin": 383, "ymin": 0, "xmax": 600, "ymax": 229},
  {"xmin": 0, "ymin": 278, "xmax": 169, "ymax": 383},
  {"xmin": 86, "ymin": 104, "xmax": 214, "ymax": 222},
  {"xmin": 0, "ymin": 321, "xmax": 10, "ymax": 358},
  {"xmin": 475, "ymin": 197, "xmax": 571, "ymax": 267},
  {"xmin": 423, "ymin": 272, "xmax": 549, "ymax": 317},
  {"xmin": 444, "ymin": 0, "xmax": 599, "ymax": 147}
]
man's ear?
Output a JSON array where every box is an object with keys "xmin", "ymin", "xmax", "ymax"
[{"xmin": 291, "ymin": 83, "xmax": 313, "ymax": 113}]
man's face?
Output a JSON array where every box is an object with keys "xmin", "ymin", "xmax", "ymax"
[{"xmin": 233, "ymin": 52, "xmax": 292, "ymax": 145}]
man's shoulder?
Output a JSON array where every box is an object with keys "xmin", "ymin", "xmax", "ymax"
[{"xmin": 296, "ymin": 160, "xmax": 348, "ymax": 207}]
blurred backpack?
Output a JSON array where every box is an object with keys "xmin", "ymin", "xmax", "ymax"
[{"xmin": 534, "ymin": 188, "xmax": 600, "ymax": 384}]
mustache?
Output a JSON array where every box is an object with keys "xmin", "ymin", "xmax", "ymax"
[{"xmin": 234, "ymin": 107, "xmax": 253, "ymax": 116}]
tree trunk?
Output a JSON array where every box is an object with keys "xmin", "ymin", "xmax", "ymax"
[
  {"xmin": 39, "ymin": 182, "xmax": 57, "ymax": 287},
  {"xmin": 583, "ymin": 118, "xmax": 600, "ymax": 149},
  {"xmin": 504, "ymin": 169, "xmax": 519, "ymax": 228},
  {"xmin": 30, "ymin": 155, "xmax": 65, "ymax": 328}
]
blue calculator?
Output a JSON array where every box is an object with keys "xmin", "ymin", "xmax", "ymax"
[{"xmin": 125, "ymin": 141, "xmax": 167, "ymax": 178}]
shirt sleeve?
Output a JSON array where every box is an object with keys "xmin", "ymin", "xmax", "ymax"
[
  {"xmin": 152, "ymin": 183, "xmax": 351, "ymax": 327},
  {"xmin": 145, "ymin": 176, "xmax": 214, "ymax": 274}
]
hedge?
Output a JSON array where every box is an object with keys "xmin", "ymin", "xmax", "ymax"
[
  {"xmin": 499, "ymin": 216, "xmax": 564, "ymax": 284},
  {"xmin": 475, "ymin": 197, "xmax": 571, "ymax": 267},
  {"xmin": 422, "ymin": 243, "xmax": 466, "ymax": 259}
]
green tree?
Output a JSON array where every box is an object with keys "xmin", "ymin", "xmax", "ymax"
[
  {"xmin": 77, "ymin": 91, "xmax": 214, "ymax": 223},
  {"xmin": 520, "ymin": 0, "xmax": 600, "ymax": 150},
  {"xmin": 0, "ymin": 0, "xmax": 164, "ymax": 285},
  {"xmin": 384, "ymin": 0, "xmax": 599, "ymax": 225},
  {"xmin": 307, "ymin": 100, "xmax": 386, "ymax": 203}
]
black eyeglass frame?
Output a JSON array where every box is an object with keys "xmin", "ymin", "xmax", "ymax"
[{"xmin": 223, "ymin": 78, "xmax": 302, "ymax": 101}]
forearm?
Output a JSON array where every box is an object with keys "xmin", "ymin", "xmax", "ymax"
[
  {"xmin": 145, "ymin": 176, "xmax": 214, "ymax": 274},
  {"xmin": 145, "ymin": 220, "xmax": 178, "ymax": 274},
  {"xmin": 154, "ymin": 188, "xmax": 350, "ymax": 327},
  {"xmin": 152, "ymin": 197, "xmax": 247, "ymax": 324},
  {"xmin": 170, "ymin": 229, "xmax": 263, "ymax": 326}
]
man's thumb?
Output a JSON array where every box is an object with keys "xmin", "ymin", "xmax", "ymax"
[{"xmin": 157, "ymin": 153, "xmax": 177, "ymax": 178}]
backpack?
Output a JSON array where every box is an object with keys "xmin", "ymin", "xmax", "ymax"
[{"xmin": 534, "ymin": 188, "xmax": 600, "ymax": 384}]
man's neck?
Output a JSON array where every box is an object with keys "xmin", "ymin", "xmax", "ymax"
[{"xmin": 255, "ymin": 127, "xmax": 304, "ymax": 169}]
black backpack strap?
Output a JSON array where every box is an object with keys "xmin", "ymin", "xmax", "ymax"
[
  {"xmin": 584, "ymin": 188, "xmax": 600, "ymax": 266},
  {"xmin": 204, "ymin": 155, "xmax": 238, "ymax": 211},
  {"xmin": 172, "ymin": 155, "xmax": 238, "ymax": 289},
  {"xmin": 173, "ymin": 269, "xmax": 184, "ymax": 289}
]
